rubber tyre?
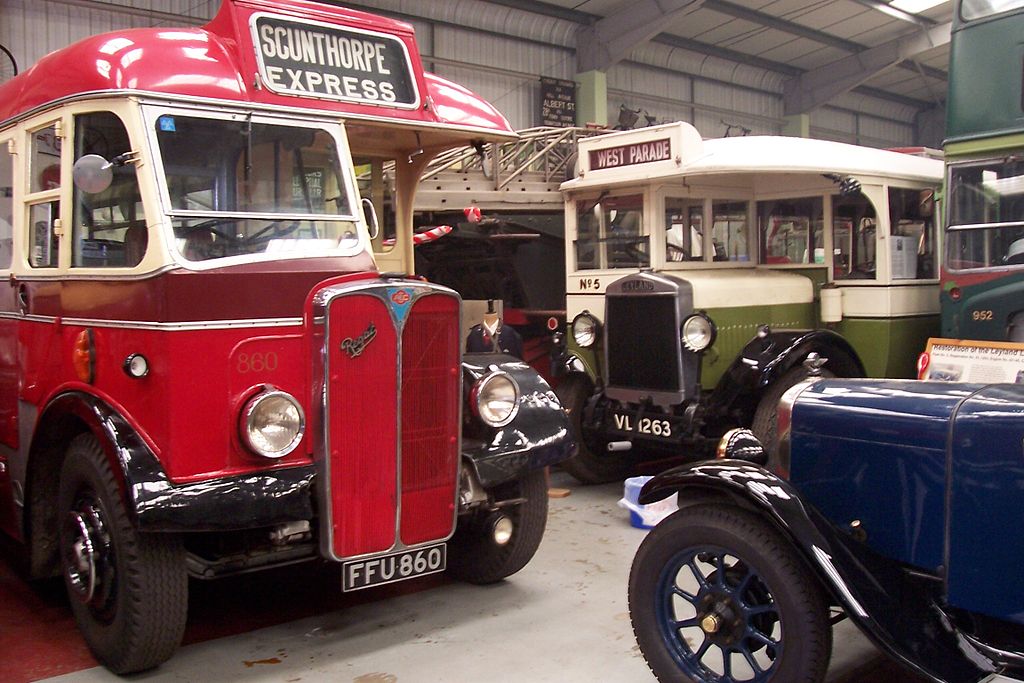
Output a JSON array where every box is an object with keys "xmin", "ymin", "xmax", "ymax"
[
  {"xmin": 555, "ymin": 374, "xmax": 632, "ymax": 484},
  {"xmin": 751, "ymin": 366, "xmax": 833, "ymax": 465},
  {"xmin": 447, "ymin": 468, "xmax": 548, "ymax": 584},
  {"xmin": 629, "ymin": 505, "xmax": 832, "ymax": 683},
  {"xmin": 58, "ymin": 434, "xmax": 188, "ymax": 674}
]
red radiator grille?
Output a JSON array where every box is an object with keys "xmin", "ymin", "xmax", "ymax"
[
  {"xmin": 326, "ymin": 294, "xmax": 398, "ymax": 559},
  {"xmin": 399, "ymin": 293, "xmax": 461, "ymax": 546}
]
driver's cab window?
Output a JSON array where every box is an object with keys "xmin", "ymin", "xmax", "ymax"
[
  {"xmin": 888, "ymin": 186, "xmax": 937, "ymax": 279},
  {"xmin": 153, "ymin": 113, "xmax": 359, "ymax": 263},
  {"xmin": 72, "ymin": 112, "xmax": 145, "ymax": 268},
  {"xmin": 832, "ymin": 192, "xmax": 877, "ymax": 280},
  {"xmin": 354, "ymin": 157, "xmax": 395, "ymax": 252},
  {"xmin": 758, "ymin": 197, "xmax": 824, "ymax": 265},
  {"xmin": 27, "ymin": 123, "xmax": 62, "ymax": 269},
  {"xmin": 575, "ymin": 193, "xmax": 647, "ymax": 270}
]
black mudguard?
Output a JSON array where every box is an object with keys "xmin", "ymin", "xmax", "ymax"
[
  {"xmin": 39, "ymin": 392, "xmax": 315, "ymax": 532},
  {"xmin": 706, "ymin": 328, "xmax": 866, "ymax": 422},
  {"xmin": 640, "ymin": 461, "xmax": 1023, "ymax": 683},
  {"xmin": 462, "ymin": 352, "xmax": 575, "ymax": 489}
]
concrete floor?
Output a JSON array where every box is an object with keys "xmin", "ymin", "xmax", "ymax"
[{"xmin": 10, "ymin": 470, "xmax": 927, "ymax": 683}]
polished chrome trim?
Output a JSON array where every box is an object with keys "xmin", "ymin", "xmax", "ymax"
[
  {"xmin": 603, "ymin": 272, "xmax": 692, "ymax": 408},
  {"xmin": 0, "ymin": 312, "xmax": 302, "ymax": 330},
  {"xmin": 240, "ymin": 390, "xmax": 307, "ymax": 459},
  {"xmin": 316, "ymin": 279, "xmax": 463, "ymax": 562},
  {"xmin": 470, "ymin": 370, "xmax": 521, "ymax": 428},
  {"xmin": 776, "ymin": 380, "xmax": 816, "ymax": 477},
  {"xmin": 2, "ymin": 263, "xmax": 180, "ymax": 281}
]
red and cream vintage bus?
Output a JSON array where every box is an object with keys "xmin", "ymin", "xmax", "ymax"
[{"xmin": 0, "ymin": 0, "xmax": 573, "ymax": 673}]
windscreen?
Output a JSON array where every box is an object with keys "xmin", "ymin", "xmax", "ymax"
[
  {"xmin": 154, "ymin": 113, "xmax": 361, "ymax": 263},
  {"xmin": 946, "ymin": 157, "xmax": 1024, "ymax": 270}
]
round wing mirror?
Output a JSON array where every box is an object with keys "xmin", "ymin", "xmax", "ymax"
[{"xmin": 72, "ymin": 154, "xmax": 113, "ymax": 194}]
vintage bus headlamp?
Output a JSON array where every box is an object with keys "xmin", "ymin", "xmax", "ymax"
[
  {"xmin": 240, "ymin": 390, "xmax": 305, "ymax": 458},
  {"xmin": 572, "ymin": 311, "xmax": 600, "ymax": 348},
  {"xmin": 471, "ymin": 372, "xmax": 520, "ymax": 428},
  {"xmin": 681, "ymin": 313, "xmax": 716, "ymax": 352}
]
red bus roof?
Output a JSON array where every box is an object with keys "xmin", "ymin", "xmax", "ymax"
[{"xmin": 0, "ymin": 0, "xmax": 514, "ymax": 138}]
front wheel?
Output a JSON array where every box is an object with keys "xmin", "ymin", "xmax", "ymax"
[
  {"xmin": 555, "ymin": 374, "xmax": 632, "ymax": 484},
  {"xmin": 629, "ymin": 505, "xmax": 832, "ymax": 683},
  {"xmin": 58, "ymin": 434, "xmax": 188, "ymax": 674},
  {"xmin": 447, "ymin": 468, "xmax": 548, "ymax": 584}
]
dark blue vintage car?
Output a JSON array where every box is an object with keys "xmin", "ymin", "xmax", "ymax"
[{"xmin": 628, "ymin": 373, "xmax": 1024, "ymax": 683}]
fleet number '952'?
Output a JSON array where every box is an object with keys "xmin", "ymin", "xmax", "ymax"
[{"xmin": 972, "ymin": 309, "xmax": 994, "ymax": 321}]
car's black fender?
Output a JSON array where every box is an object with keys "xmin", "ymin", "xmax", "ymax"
[
  {"xmin": 462, "ymin": 352, "xmax": 575, "ymax": 488},
  {"xmin": 706, "ymin": 328, "xmax": 866, "ymax": 423},
  {"xmin": 639, "ymin": 460, "xmax": 1022, "ymax": 683}
]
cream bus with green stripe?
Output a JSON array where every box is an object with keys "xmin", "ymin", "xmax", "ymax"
[{"xmin": 554, "ymin": 122, "xmax": 942, "ymax": 484}]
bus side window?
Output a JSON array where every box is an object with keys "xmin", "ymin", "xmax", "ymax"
[
  {"xmin": 888, "ymin": 186, "xmax": 937, "ymax": 280},
  {"xmin": 712, "ymin": 200, "xmax": 750, "ymax": 262},
  {"xmin": 665, "ymin": 199, "xmax": 703, "ymax": 261},
  {"xmin": 832, "ymin": 192, "xmax": 877, "ymax": 279},
  {"xmin": 72, "ymin": 112, "xmax": 145, "ymax": 268},
  {"xmin": 355, "ymin": 157, "xmax": 395, "ymax": 253},
  {"xmin": 758, "ymin": 197, "xmax": 823, "ymax": 265},
  {"xmin": 27, "ymin": 123, "xmax": 62, "ymax": 269},
  {"xmin": 0, "ymin": 140, "xmax": 12, "ymax": 269}
]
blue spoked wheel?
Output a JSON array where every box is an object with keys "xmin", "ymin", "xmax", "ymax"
[{"xmin": 629, "ymin": 505, "xmax": 832, "ymax": 683}]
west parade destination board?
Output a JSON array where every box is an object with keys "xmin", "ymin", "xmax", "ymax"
[
  {"xmin": 589, "ymin": 138, "xmax": 672, "ymax": 171},
  {"xmin": 252, "ymin": 13, "xmax": 418, "ymax": 108}
]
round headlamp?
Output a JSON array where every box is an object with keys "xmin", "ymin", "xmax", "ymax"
[
  {"xmin": 681, "ymin": 313, "xmax": 716, "ymax": 352},
  {"xmin": 572, "ymin": 311, "xmax": 600, "ymax": 348},
  {"xmin": 472, "ymin": 371, "xmax": 520, "ymax": 428},
  {"xmin": 240, "ymin": 390, "xmax": 305, "ymax": 458}
]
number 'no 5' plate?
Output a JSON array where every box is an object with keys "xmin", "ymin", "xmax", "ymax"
[{"xmin": 342, "ymin": 543, "xmax": 446, "ymax": 592}]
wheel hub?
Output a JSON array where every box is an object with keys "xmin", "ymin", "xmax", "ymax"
[
  {"xmin": 697, "ymin": 591, "xmax": 746, "ymax": 647},
  {"xmin": 63, "ymin": 501, "xmax": 108, "ymax": 604}
]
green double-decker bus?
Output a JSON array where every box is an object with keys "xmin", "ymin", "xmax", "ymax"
[{"xmin": 943, "ymin": 0, "xmax": 1024, "ymax": 342}]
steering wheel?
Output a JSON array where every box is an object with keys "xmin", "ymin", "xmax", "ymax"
[
  {"xmin": 667, "ymin": 243, "xmax": 689, "ymax": 261},
  {"xmin": 178, "ymin": 218, "xmax": 241, "ymax": 243}
]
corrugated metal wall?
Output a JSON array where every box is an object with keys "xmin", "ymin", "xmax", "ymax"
[{"xmin": 0, "ymin": 0, "xmax": 925, "ymax": 146}]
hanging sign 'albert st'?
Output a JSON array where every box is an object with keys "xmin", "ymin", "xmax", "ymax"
[
  {"xmin": 589, "ymin": 138, "xmax": 672, "ymax": 171},
  {"xmin": 251, "ymin": 14, "xmax": 418, "ymax": 108}
]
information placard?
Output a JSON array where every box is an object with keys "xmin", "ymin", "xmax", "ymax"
[
  {"xmin": 540, "ymin": 77, "xmax": 576, "ymax": 128},
  {"xmin": 918, "ymin": 338, "xmax": 1024, "ymax": 383}
]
